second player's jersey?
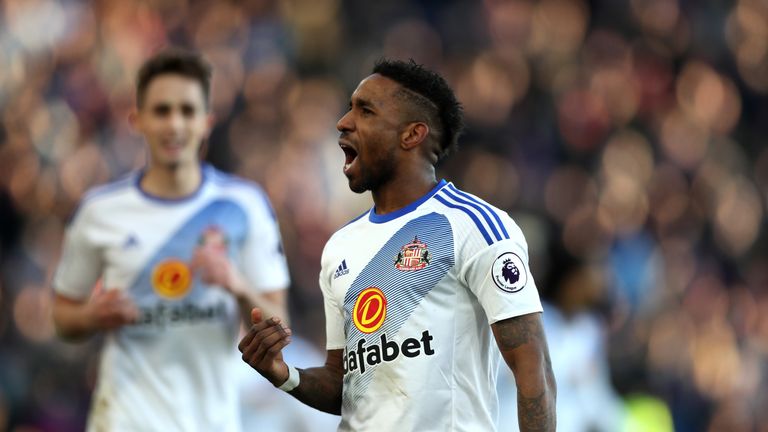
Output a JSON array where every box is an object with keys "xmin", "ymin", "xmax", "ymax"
[
  {"xmin": 53, "ymin": 164, "xmax": 289, "ymax": 432},
  {"xmin": 320, "ymin": 180, "xmax": 543, "ymax": 432}
]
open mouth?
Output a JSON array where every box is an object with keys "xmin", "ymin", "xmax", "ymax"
[
  {"xmin": 340, "ymin": 142, "xmax": 358, "ymax": 173},
  {"xmin": 162, "ymin": 139, "xmax": 185, "ymax": 152}
]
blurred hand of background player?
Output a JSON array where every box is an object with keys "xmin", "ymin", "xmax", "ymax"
[
  {"xmin": 192, "ymin": 246, "xmax": 289, "ymax": 326},
  {"xmin": 239, "ymin": 308, "xmax": 292, "ymax": 386},
  {"xmin": 191, "ymin": 245, "xmax": 246, "ymax": 296},
  {"xmin": 85, "ymin": 289, "xmax": 139, "ymax": 331}
]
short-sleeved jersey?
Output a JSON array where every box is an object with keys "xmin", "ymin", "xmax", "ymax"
[
  {"xmin": 319, "ymin": 180, "xmax": 543, "ymax": 432},
  {"xmin": 53, "ymin": 164, "xmax": 289, "ymax": 432}
]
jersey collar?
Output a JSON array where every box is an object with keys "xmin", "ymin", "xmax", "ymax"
[
  {"xmin": 135, "ymin": 163, "xmax": 210, "ymax": 204},
  {"xmin": 368, "ymin": 179, "xmax": 448, "ymax": 224}
]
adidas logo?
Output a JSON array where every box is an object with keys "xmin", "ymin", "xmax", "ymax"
[
  {"xmin": 333, "ymin": 259, "xmax": 350, "ymax": 279},
  {"xmin": 123, "ymin": 234, "xmax": 139, "ymax": 249}
]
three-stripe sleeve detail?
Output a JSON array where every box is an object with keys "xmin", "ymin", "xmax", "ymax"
[{"xmin": 434, "ymin": 187, "xmax": 510, "ymax": 246}]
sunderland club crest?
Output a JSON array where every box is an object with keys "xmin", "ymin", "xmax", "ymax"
[{"xmin": 394, "ymin": 236, "xmax": 431, "ymax": 271}]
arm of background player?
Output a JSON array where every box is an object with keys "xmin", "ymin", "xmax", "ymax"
[
  {"xmin": 191, "ymin": 247, "xmax": 289, "ymax": 325},
  {"xmin": 52, "ymin": 290, "xmax": 138, "ymax": 341},
  {"xmin": 239, "ymin": 309, "xmax": 344, "ymax": 414},
  {"xmin": 492, "ymin": 312, "xmax": 556, "ymax": 432},
  {"xmin": 232, "ymin": 287, "xmax": 288, "ymax": 327}
]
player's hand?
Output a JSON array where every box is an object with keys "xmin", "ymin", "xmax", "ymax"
[
  {"xmin": 238, "ymin": 308, "xmax": 292, "ymax": 386},
  {"xmin": 191, "ymin": 246, "xmax": 245, "ymax": 295},
  {"xmin": 85, "ymin": 289, "xmax": 139, "ymax": 331}
]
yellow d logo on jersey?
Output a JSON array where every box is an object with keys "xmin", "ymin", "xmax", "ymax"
[
  {"xmin": 352, "ymin": 287, "xmax": 387, "ymax": 333},
  {"xmin": 152, "ymin": 259, "xmax": 192, "ymax": 299}
]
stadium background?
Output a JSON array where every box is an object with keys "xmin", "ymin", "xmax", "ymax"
[{"xmin": 0, "ymin": 0, "xmax": 767, "ymax": 430}]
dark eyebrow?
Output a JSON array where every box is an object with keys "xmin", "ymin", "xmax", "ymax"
[
  {"xmin": 151, "ymin": 102, "xmax": 171, "ymax": 112},
  {"xmin": 350, "ymin": 96, "xmax": 375, "ymax": 110}
]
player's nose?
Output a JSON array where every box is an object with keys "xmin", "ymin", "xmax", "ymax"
[
  {"xmin": 336, "ymin": 110, "xmax": 354, "ymax": 132},
  {"xmin": 164, "ymin": 110, "xmax": 185, "ymax": 135}
]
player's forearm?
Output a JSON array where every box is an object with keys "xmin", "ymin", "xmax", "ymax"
[
  {"xmin": 239, "ymin": 326, "xmax": 342, "ymax": 414},
  {"xmin": 515, "ymin": 364, "xmax": 556, "ymax": 432},
  {"xmin": 225, "ymin": 269, "xmax": 288, "ymax": 326},
  {"xmin": 52, "ymin": 299, "xmax": 96, "ymax": 340},
  {"xmin": 233, "ymin": 289, "xmax": 288, "ymax": 327},
  {"xmin": 286, "ymin": 366, "xmax": 343, "ymax": 415},
  {"xmin": 492, "ymin": 313, "xmax": 557, "ymax": 432}
]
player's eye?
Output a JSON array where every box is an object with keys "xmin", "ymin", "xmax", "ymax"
[
  {"xmin": 153, "ymin": 104, "xmax": 171, "ymax": 116},
  {"xmin": 181, "ymin": 104, "xmax": 196, "ymax": 118}
]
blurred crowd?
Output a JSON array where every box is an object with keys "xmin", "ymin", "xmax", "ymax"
[{"xmin": 0, "ymin": 0, "xmax": 766, "ymax": 431}]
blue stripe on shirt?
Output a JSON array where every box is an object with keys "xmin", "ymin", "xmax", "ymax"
[
  {"xmin": 447, "ymin": 184, "xmax": 510, "ymax": 239},
  {"xmin": 433, "ymin": 194, "xmax": 494, "ymax": 245},
  {"xmin": 440, "ymin": 188, "xmax": 503, "ymax": 242}
]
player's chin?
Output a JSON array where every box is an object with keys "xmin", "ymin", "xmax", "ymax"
[
  {"xmin": 158, "ymin": 153, "xmax": 194, "ymax": 169},
  {"xmin": 159, "ymin": 159, "xmax": 182, "ymax": 170},
  {"xmin": 153, "ymin": 151, "xmax": 179, "ymax": 165},
  {"xmin": 346, "ymin": 176, "xmax": 368, "ymax": 194}
]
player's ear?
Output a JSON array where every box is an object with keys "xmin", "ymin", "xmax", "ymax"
[
  {"xmin": 128, "ymin": 109, "xmax": 142, "ymax": 134},
  {"xmin": 400, "ymin": 122, "xmax": 429, "ymax": 151},
  {"xmin": 204, "ymin": 112, "xmax": 216, "ymax": 138}
]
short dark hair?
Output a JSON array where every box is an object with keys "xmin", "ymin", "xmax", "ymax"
[
  {"xmin": 372, "ymin": 59, "xmax": 464, "ymax": 161},
  {"xmin": 136, "ymin": 49, "xmax": 212, "ymax": 108}
]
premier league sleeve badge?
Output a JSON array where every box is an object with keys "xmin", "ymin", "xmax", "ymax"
[{"xmin": 491, "ymin": 252, "xmax": 528, "ymax": 293}]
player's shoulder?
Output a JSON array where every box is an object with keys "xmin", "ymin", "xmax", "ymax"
[
  {"xmin": 81, "ymin": 172, "xmax": 136, "ymax": 203},
  {"xmin": 75, "ymin": 171, "xmax": 138, "ymax": 215},
  {"xmin": 318, "ymin": 209, "xmax": 368, "ymax": 272},
  {"xmin": 206, "ymin": 164, "xmax": 266, "ymax": 196},
  {"xmin": 206, "ymin": 165, "xmax": 275, "ymax": 214},
  {"xmin": 429, "ymin": 182, "xmax": 523, "ymax": 246},
  {"xmin": 328, "ymin": 209, "xmax": 369, "ymax": 242}
]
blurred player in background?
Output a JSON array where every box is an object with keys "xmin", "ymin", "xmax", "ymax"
[
  {"xmin": 239, "ymin": 59, "xmax": 556, "ymax": 431},
  {"xmin": 51, "ymin": 49, "xmax": 289, "ymax": 432},
  {"xmin": 498, "ymin": 263, "xmax": 625, "ymax": 431}
]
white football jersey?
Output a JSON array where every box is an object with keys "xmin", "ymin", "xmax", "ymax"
[
  {"xmin": 53, "ymin": 164, "xmax": 289, "ymax": 432},
  {"xmin": 319, "ymin": 180, "xmax": 543, "ymax": 432}
]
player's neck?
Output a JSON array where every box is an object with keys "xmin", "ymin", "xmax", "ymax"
[
  {"xmin": 140, "ymin": 162, "xmax": 202, "ymax": 199},
  {"xmin": 371, "ymin": 170, "xmax": 437, "ymax": 215}
]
